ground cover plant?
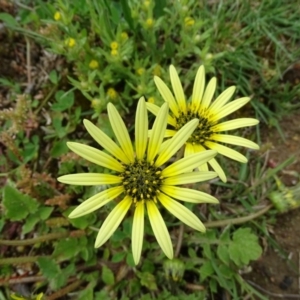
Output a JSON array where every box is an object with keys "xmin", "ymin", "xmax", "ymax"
[{"xmin": 0, "ymin": 0, "xmax": 300, "ymax": 299}]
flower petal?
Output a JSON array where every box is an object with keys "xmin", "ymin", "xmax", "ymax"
[
  {"xmin": 211, "ymin": 134, "xmax": 260, "ymax": 149},
  {"xmin": 69, "ymin": 186, "xmax": 124, "ymax": 218},
  {"xmin": 201, "ymin": 77, "xmax": 216, "ymax": 108},
  {"xmin": 132, "ymin": 201, "xmax": 145, "ymax": 265},
  {"xmin": 147, "ymin": 102, "xmax": 169, "ymax": 162},
  {"xmin": 67, "ymin": 142, "xmax": 124, "ymax": 172},
  {"xmin": 193, "ymin": 144, "xmax": 209, "ymax": 171},
  {"xmin": 207, "ymin": 158, "xmax": 227, "ymax": 183},
  {"xmin": 95, "ymin": 196, "xmax": 132, "ymax": 248},
  {"xmin": 163, "ymin": 171, "xmax": 217, "ymax": 185},
  {"xmin": 170, "ymin": 65, "xmax": 186, "ymax": 113},
  {"xmin": 146, "ymin": 103, "xmax": 177, "ymax": 126},
  {"xmin": 209, "ymin": 86, "xmax": 236, "ymax": 111},
  {"xmin": 160, "ymin": 185, "xmax": 219, "ymax": 204},
  {"xmin": 135, "ymin": 98, "xmax": 148, "ymax": 160},
  {"xmin": 211, "ymin": 97, "xmax": 250, "ymax": 122},
  {"xmin": 154, "ymin": 76, "xmax": 179, "ymax": 117},
  {"xmin": 158, "ymin": 193, "xmax": 205, "ymax": 231},
  {"xmin": 184, "ymin": 143, "xmax": 195, "ymax": 156},
  {"xmin": 211, "ymin": 118, "xmax": 259, "ymax": 132},
  {"xmin": 155, "ymin": 119, "xmax": 199, "ymax": 167},
  {"xmin": 162, "ymin": 150, "xmax": 217, "ymax": 177},
  {"xmin": 83, "ymin": 119, "xmax": 130, "ymax": 164},
  {"xmin": 107, "ymin": 103, "xmax": 135, "ymax": 162},
  {"xmin": 58, "ymin": 173, "xmax": 122, "ymax": 185},
  {"xmin": 205, "ymin": 140, "xmax": 247, "ymax": 163},
  {"xmin": 147, "ymin": 201, "xmax": 173, "ymax": 259},
  {"xmin": 192, "ymin": 65, "xmax": 205, "ymax": 111}
]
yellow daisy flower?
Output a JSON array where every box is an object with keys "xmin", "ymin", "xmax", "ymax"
[
  {"xmin": 58, "ymin": 98, "xmax": 219, "ymax": 265},
  {"xmin": 147, "ymin": 65, "xmax": 259, "ymax": 182}
]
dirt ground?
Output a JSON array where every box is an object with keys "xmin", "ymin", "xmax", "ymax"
[{"xmin": 245, "ymin": 112, "xmax": 300, "ymax": 299}]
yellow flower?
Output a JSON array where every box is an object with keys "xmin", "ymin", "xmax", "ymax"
[
  {"xmin": 184, "ymin": 17, "xmax": 195, "ymax": 27},
  {"xmin": 137, "ymin": 68, "xmax": 145, "ymax": 76},
  {"xmin": 147, "ymin": 65, "xmax": 260, "ymax": 182},
  {"xmin": 65, "ymin": 38, "xmax": 76, "ymax": 48},
  {"xmin": 110, "ymin": 41, "xmax": 119, "ymax": 50},
  {"xmin": 111, "ymin": 49, "xmax": 118, "ymax": 56},
  {"xmin": 107, "ymin": 88, "xmax": 118, "ymax": 100},
  {"xmin": 58, "ymin": 98, "xmax": 219, "ymax": 264},
  {"xmin": 121, "ymin": 32, "xmax": 129, "ymax": 41},
  {"xmin": 145, "ymin": 18, "xmax": 154, "ymax": 28},
  {"xmin": 11, "ymin": 293, "xmax": 43, "ymax": 300},
  {"xmin": 89, "ymin": 60, "xmax": 99, "ymax": 69},
  {"xmin": 148, "ymin": 97, "xmax": 155, "ymax": 104},
  {"xmin": 54, "ymin": 11, "xmax": 61, "ymax": 21}
]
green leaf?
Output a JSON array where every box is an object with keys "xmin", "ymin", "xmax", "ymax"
[
  {"xmin": 38, "ymin": 207, "xmax": 54, "ymax": 220},
  {"xmin": 53, "ymin": 238, "xmax": 79, "ymax": 260},
  {"xmin": 0, "ymin": 13, "xmax": 18, "ymax": 27},
  {"xmin": 3, "ymin": 186, "xmax": 39, "ymax": 220},
  {"xmin": 51, "ymin": 140, "xmax": 69, "ymax": 158},
  {"xmin": 101, "ymin": 265, "xmax": 115, "ymax": 285},
  {"xmin": 228, "ymin": 228, "xmax": 262, "ymax": 266},
  {"xmin": 120, "ymin": 0, "xmax": 135, "ymax": 30},
  {"xmin": 22, "ymin": 214, "xmax": 40, "ymax": 234},
  {"xmin": 52, "ymin": 90, "xmax": 74, "ymax": 111},
  {"xmin": 49, "ymin": 70, "xmax": 59, "ymax": 84},
  {"xmin": 37, "ymin": 257, "xmax": 60, "ymax": 279},
  {"xmin": 217, "ymin": 244, "xmax": 230, "ymax": 265},
  {"xmin": 138, "ymin": 272, "xmax": 158, "ymax": 291},
  {"xmin": 199, "ymin": 261, "xmax": 214, "ymax": 281},
  {"xmin": 111, "ymin": 252, "xmax": 126, "ymax": 263}
]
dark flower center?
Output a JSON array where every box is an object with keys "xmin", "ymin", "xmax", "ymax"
[
  {"xmin": 174, "ymin": 108, "xmax": 215, "ymax": 145},
  {"xmin": 121, "ymin": 159, "xmax": 163, "ymax": 202}
]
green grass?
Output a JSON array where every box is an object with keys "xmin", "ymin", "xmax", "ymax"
[{"xmin": 0, "ymin": 0, "xmax": 300, "ymax": 299}]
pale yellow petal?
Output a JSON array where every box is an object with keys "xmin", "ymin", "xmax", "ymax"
[
  {"xmin": 158, "ymin": 193, "xmax": 205, "ymax": 231},
  {"xmin": 155, "ymin": 119, "xmax": 199, "ymax": 167},
  {"xmin": 205, "ymin": 141, "xmax": 247, "ymax": 163},
  {"xmin": 209, "ymin": 86, "xmax": 236, "ymax": 111},
  {"xmin": 67, "ymin": 142, "xmax": 124, "ymax": 172},
  {"xmin": 193, "ymin": 144, "xmax": 209, "ymax": 171},
  {"xmin": 201, "ymin": 77, "xmax": 216, "ymax": 108},
  {"xmin": 192, "ymin": 65, "xmax": 205, "ymax": 111},
  {"xmin": 95, "ymin": 196, "xmax": 132, "ymax": 248},
  {"xmin": 170, "ymin": 65, "xmax": 186, "ymax": 113},
  {"xmin": 211, "ymin": 118, "xmax": 259, "ymax": 132},
  {"xmin": 147, "ymin": 201, "xmax": 173, "ymax": 259},
  {"xmin": 69, "ymin": 186, "xmax": 124, "ymax": 218},
  {"xmin": 135, "ymin": 98, "xmax": 148, "ymax": 160},
  {"xmin": 163, "ymin": 171, "xmax": 217, "ymax": 185},
  {"xmin": 207, "ymin": 158, "xmax": 227, "ymax": 183},
  {"xmin": 184, "ymin": 143, "xmax": 195, "ymax": 156},
  {"xmin": 154, "ymin": 76, "xmax": 179, "ymax": 117},
  {"xmin": 211, "ymin": 134, "xmax": 260, "ymax": 149},
  {"xmin": 147, "ymin": 103, "xmax": 169, "ymax": 162},
  {"xmin": 107, "ymin": 103, "xmax": 135, "ymax": 162},
  {"xmin": 162, "ymin": 150, "xmax": 217, "ymax": 177},
  {"xmin": 83, "ymin": 119, "xmax": 130, "ymax": 164},
  {"xmin": 132, "ymin": 201, "xmax": 145, "ymax": 265},
  {"xmin": 211, "ymin": 97, "xmax": 250, "ymax": 122},
  {"xmin": 146, "ymin": 102, "xmax": 177, "ymax": 126},
  {"xmin": 58, "ymin": 173, "xmax": 122, "ymax": 185},
  {"xmin": 160, "ymin": 185, "xmax": 219, "ymax": 203}
]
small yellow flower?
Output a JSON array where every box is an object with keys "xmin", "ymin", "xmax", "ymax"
[
  {"xmin": 89, "ymin": 60, "xmax": 99, "ymax": 69},
  {"xmin": 111, "ymin": 49, "xmax": 118, "ymax": 56},
  {"xmin": 145, "ymin": 18, "xmax": 154, "ymax": 28},
  {"xmin": 54, "ymin": 11, "xmax": 61, "ymax": 21},
  {"xmin": 153, "ymin": 64, "xmax": 161, "ymax": 77},
  {"xmin": 110, "ymin": 41, "xmax": 119, "ymax": 50},
  {"xmin": 58, "ymin": 98, "xmax": 219, "ymax": 265},
  {"xmin": 137, "ymin": 68, "xmax": 145, "ymax": 76},
  {"xmin": 184, "ymin": 17, "xmax": 195, "ymax": 27},
  {"xmin": 107, "ymin": 88, "xmax": 118, "ymax": 100},
  {"xmin": 147, "ymin": 97, "xmax": 155, "ymax": 104},
  {"xmin": 121, "ymin": 32, "xmax": 129, "ymax": 41},
  {"xmin": 91, "ymin": 98, "xmax": 101, "ymax": 108},
  {"xmin": 65, "ymin": 38, "xmax": 76, "ymax": 48},
  {"xmin": 143, "ymin": 0, "xmax": 151, "ymax": 9}
]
